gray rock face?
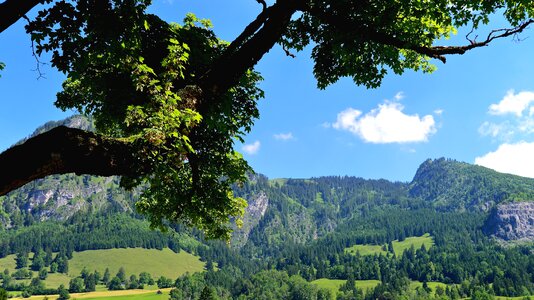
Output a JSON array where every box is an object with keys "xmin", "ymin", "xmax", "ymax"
[
  {"xmin": 0, "ymin": 173, "xmax": 133, "ymax": 228},
  {"xmin": 485, "ymin": 202, "xmax": 534, "ymax": 241},
  {"xmin": 231, "ymin": 191, "xmax": 269, "ymax": 247},
  {"xmin": 245, "ymin": 192, "xmax": 269, "ymax": 221}
]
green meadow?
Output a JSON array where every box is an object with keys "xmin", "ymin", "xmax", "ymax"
[
  {"xmin": 312, "ymin": 279, "xmax": 381, "ymax": 296},
  {"xmin": 0, "ymin": 248, "xmax": 204, "ymax": 289},
  {"xmin": 344, "ymin": 233, "xmax": 434, "ymax": 256}
]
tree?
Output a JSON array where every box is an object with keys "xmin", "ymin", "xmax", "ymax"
[
  {"xmin": 199, "ymin": 286, "xmax": 217, "ymax": 300},
  {"xmin": 68, "ymin": 277, "xmax": 85, "ymax": 293},
  {"xmin": 116, "ymin": 267, "xmax": 126, "ymax": 283},
  {"xmin": 80, "ymin": 267, "xmax": 89, "ymax": 279},
  {"xmin": 107, "ymin": 276, "xmax": 124, "ymax": 291},
  {"xmin": 50, "ymin": 262, "xmax": 58, "ymax": 273},
  {"xmin": 29, "ymin": 278, "xmax": 45, "ymax": 294},
  {"xmin": 57, "ymin": 284, "xmax": 70, "ymax": 300},
  {"xmin": 103, "ymin": 268, "xmax": 111, "ymax": 284},
  {"xmin": 138, "ymin": 272, "xmax": 153, "ymax": 285},
  {"xmin": 93, "ymin": 270, "xmax": 102, "ymax": 283},
  {"xmin": 84, "ymin": 273, "xmax": 97, "ymax": 292},
  {"xmin": 44, "ymin": 249, "xmax": 53, "ymax": 267},
  {"xmin": 0, "ymin": 0, "xmax": 533, "ymax": 239},
  {"xmin": 38, "ymin": 268, "xmax": 48, "ymax": 280},
  {"xmin": 0, "ymin": 288, "xmax": 7, "ymax": 300},
  {"xmin": 156, "ymin": 276, "xmax": 173, "ymax": 289},
  {"xmin": 128, "ymin": 275, "xmax": 139, "ymax": 289},
  {"xmin": 15, "ymin": 252, "xmax": 28, "ymax": 269},
  {"xmin": 31, "ymin": 255, "xmax": 45, "ymax": 272},
  {"xmin": 56, "ymin": 255, "xmax": 69, "ymax": 274}
]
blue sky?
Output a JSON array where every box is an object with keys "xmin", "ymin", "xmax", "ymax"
[{"xmin": 1, "ymin": 0, "xmax": 534, "ymax": 182}]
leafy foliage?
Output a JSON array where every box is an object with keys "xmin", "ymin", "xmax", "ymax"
[
  {"xmin": 25, "ymin": 1, "xmax": 263, "ymax": 239},
  {"xmin": 282, "ymin": 0, "xmax": 533, "ymax": 89},
  {"xmin": 9, "ymin": 0, "xmax": 532, "ymax": 241}
]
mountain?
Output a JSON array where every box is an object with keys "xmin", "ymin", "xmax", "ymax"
[
  {"xmin": 409, "ymin": 158, "xmax": 534, "ymax": 211},
  {"xmin": 4, "ymin": 117, "xmax": 534, "ymax": 299},
  {"xmin": 4, "ymin": 118, "xmax": 534, "ymax": 246},
  {"xmin": 12, "ymin": 115, "xmax": 95, "ymax": 147}
]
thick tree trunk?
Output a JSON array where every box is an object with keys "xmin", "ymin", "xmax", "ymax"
[
  {"xmin": 0, "ymin": 126, "xmax": 146, "ymax": 196},
  {"xmin": 0, "ymin": 0, "xmax": 44, "ymax": 34},
  {"xmin": 0, "ymin": 1, "xmax": 299, "ymax": 197},
  {"xmin": 198, "ymin": 0, "xmax": 299, "ymax": 112}
]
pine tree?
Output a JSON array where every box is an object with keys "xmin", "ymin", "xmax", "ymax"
[
  {"xmin": 15, "ymin": 252, "xmax": 28, "ymax": 269},
  {"xmin": 199, "ymin": 286, "xmax": 217, "ymax": 300},
  {"xmin": 103, "ymin": 268, "xmax": 111, "ymax": 284},
  {"xmin": 58, "ymin": 284, "xmax": 70, "ymax": 300}
]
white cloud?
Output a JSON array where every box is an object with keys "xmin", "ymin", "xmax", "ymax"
[
  {"xmin": 489, "ymin": 90, "xmax": 534, "ymax": 117},
  {"xmin": 394, "ymin": 92, "xmax": 405, "ymax": 101},
  {"xmin": 475, "ymin": 141, "xmax": 534, "ymax": 178},
  {"xmin": 242, "ymin": 140, "xmax": 260, "ymax": 155},
  {"xmin": 273, "ymin": 132, "xmax": 294, "ymax": 141},
  {"xmin": 434, "ymin": 109, "xmax": 444, "ymax": 116},
  {"xmin": 478, "ymin": 121, "xmax": 513, "ymax": 139},
  {"xmin": 332, "ymin": 102, "xmax": 436, "ymax": 143},
  {"xmin": 518, "ymin": 119, "xmax": 534, "ymax": 134}
]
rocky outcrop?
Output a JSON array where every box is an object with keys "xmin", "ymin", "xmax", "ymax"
[
  {"xmin": 0, "ymin": 173, "xmax": 133, "ymax": 228},
  {"xmin": 231, "ymin": 191, "xmax": 269, "ymax": 247},
  {"xmin": 484, "ymin": 202, "xmax": 534, "ymax": 241}
]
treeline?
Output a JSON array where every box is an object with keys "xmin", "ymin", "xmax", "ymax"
[
  {"xmin": 0, "ymin": 213, "xmax": 182, "ymax": 257},
  {"xmin": 170, "ymin": 269, "xmax": 333, "ymax": 300}
]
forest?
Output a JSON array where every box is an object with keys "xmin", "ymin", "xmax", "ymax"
[{"xmin": 2, "ymin": 157, "xmax": 534, "ymax": 299}]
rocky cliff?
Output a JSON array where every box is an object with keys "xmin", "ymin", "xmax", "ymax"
[
  {"xmin": 0, "ymin": 174, "xmax": 134, "ymax": 228},
  {"xmin": 484, "ymin": 202, "xmax": 534, "ymax": 241},
  {"xmin": 231, "ymin": 191, "xmax": 269, "ymax": 247}
]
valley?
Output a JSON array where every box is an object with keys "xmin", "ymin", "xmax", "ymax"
[{"xmin": 1, "ymin": 120, "xmax": 534, "ymax": 300}]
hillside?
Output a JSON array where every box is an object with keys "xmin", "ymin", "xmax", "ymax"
[
  {"xmin": 0, "ymin": 248, "xmax": 204, "ymax": 289},
  {"xmin": 3, "ymin": 117, "xmax": 534, "ymax": 299},
  {"xmin": 409, "ymin": 158, "xmax": 534, "ymax": 211}
]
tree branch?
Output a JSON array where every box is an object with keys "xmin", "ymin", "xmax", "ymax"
[
  {"xmin": 304, "ymin": 6, "xmax": 534, "ymax": 63},
  {"xmin": 0, "ymin": 0, "xmax": 45, "ymax": 34},
  {"xmin": 198, "ymin": 0, "xmax": 299, "ymax": 112},
  {"xmin": 418, "ymin": 20, "xmax": 534, "ymax": 62},
  {"xmin": 0, "ymin": 126, "xmax": 148, "ymax": 196}
]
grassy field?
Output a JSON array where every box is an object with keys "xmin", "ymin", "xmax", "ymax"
[
  {"xmin": 0, "ymin": 248, "xmax": 204, "ymax": 290},
  {"xmin": 69, "ymin": 248, "xmax": 205, "ymax": 279},
  {"xmin": 344, "ymin": 234, "xmax": 434, "ymax": 256},
  {"xmin": 0, "ymin": 254, "xmax": 16, "ymax": 270},
  {"xmin": 42, "ymin": 273, "xmax": 72, "ymax": 288},
  {"xmin": 392, "ymin": 233, "xmax": 434, "ymax": 255},
  {"xmin": 80, "ymin": 290, "xmax": 170, "ymax": 300},
  {"xmin": 344, "ymin": 244, "xmax": 387, "ymax": 256},
  {"xmin": 269, "ymin": 178, "xmax": 288, "ymax": 187},
  {"xmin": 10, "ymin": 288, "xmax": 172, "ymax": 300},
  {"xmin": 312, "ymin": 279, "xmax": 380, "ymax": 296}
]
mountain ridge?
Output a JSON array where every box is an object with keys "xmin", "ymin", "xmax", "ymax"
[{"xmin": 3, "ymin": 116, "xmax": 534, "ymax": 248}]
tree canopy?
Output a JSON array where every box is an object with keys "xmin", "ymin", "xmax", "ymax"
[{"xmin": 0, "ymin": 0, "xmax": 533, "ymax": 239}]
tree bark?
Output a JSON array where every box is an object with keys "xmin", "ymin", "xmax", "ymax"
[
  {"xmin": 0, "ymin": 0, "xmax": 44, "ymax": 34},
  {"xmin": 198, "ymin": 0, "xmax": 299, "ymax": 112},
  {"xmin": 0, "ymin": 126, "xmax": 146, "ymax": 196},
  {"xmin": 0, "ymin": 1, "xmax": 299, "ymax": 197}
]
